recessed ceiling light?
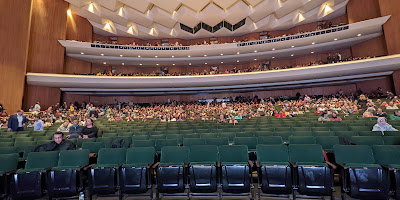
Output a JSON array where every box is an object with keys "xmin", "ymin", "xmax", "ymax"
[
  {"xmin": 334, "ymin": 38, "xmax": 338, "ymax": 41},
  {"xmin": 204, "ymin": 55, "xmax": 207, "ymax": 57},
  {"xmin": 80, "ymin": 52, "xmax": 84, "ymax": 55},
  {"xmin": 156, "ymin": 64, "xmax": 159, "ymax": 65},
  {"xmin": 155, "ymin": 56, "xmax": 158, "ymax": 58},
  {"xmin": 122, "ymin": 63, "xmax": 124, "ymax": 65},
  {"xmin": 101, "ymin": 54, "xmax": 104, "ymax": 56},
  {"xmin": 189, "ymin": 63, "xmax": 191, "ymax": 65},
  {"xmin": 311, "ymin": 51, "xmax": 314, "ymax": 54},
  {"xmin": 254, "ymin": 50, "xmax": 257, "ymax": 53},
  {"xmin": 173, "ymin": 64, "xmax": 175, "ymax": 65},
  {"xmin": 171, "ymin": 56, "xmax": 174, "ymax": 57},
  {"xmin": 205, "ymin": 63, "xmax": 207, "ymax": 64},
  {"xmin": 188, "ymin": 55, "xmax": 191, "ymax": 57},
  {"xmin": 237, "ymin": 52, "xmax": 240, "ymax": 54},
  {"xmin": 291, "ymin": 54, "xmax": 294, "ymax": 56},
  {"xmin": 237, "ymin": 60, "xmax": 239, "ymax": 62},
  {"xmin": 291, "ymin": 45, "xmax": 294, "ymax": 48},
  {"xmin": 103, "ymin": 62, "xmax": 106, "ymax": 64},
  {"xmin": 221, "ymin": 62, "xmax": 223, "ymax": 63},
  {"xmin": 138, "ymin": 55, "xmax": 141, "ymax": 57},
  {"xmin": 139, "ymin": 63, "xmax": 142, "ymax": 65},
  {"xmin": 254, "ymin": 59, "xmax": 257, "ymax": 60},
  {"xmin": 220, "ymin": 54, "xmax": 223, "ymax": 55},
  {"xmin": 120, "ymin": 55, "xmax": 123, "ymax": 57},
  {"xmin": 272, "ymin": 48, "xmax": 275, "ymax": 51},
  {"xmin": 357, "ymin": 33, "xmax": 362, "ymax": 36},
  {"xmin": 272, "ymin": 56, "xmax": 275, "ymax": 59},
  {"xmin": 312, "ymin": 42, "xmax": 315, "ymax": 45}
]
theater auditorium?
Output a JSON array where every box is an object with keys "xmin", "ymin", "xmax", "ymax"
[{"xmin": 1, "ymin": 0, "xmax": 400, "ymax": 199}]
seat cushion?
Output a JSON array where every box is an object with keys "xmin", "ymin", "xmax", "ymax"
[
  {"xmin": 122, "ymin": 163, "xmax": 149, "ymax": 168},
  {"xmin": 93, "ymin": 164, "xmax": 119, "ymax": 168},
  {"xmin": 345, "ymin": 163, "xmax": 381, "ymax": 168},
  {"xmin": 260, "ymin": 162, "xmax": 290, "ymax": 166},
  {"xmin": 296, "ymin": 162, "xmax": 327, "ymax": 167},
  {"xmin": 17, "ymin": 168, "xmax": 46, "ymax": 173},
  {"xmin": 159, "ymin": 162, "xmax": 185, "ymax": 167},
  {"xmin": 190, "ymin": 161, "xmax": 217, "ymax": 165},
  {"xmin": 52, "ymin": 166, "xmax": 81, "ymax": 171},
  {"xmin": 388, "ymin": 164, "xmax": 400, "ymax": 169},
  {"xmin": 221, "ymin": 162, "xmax": 249, "ymax": 165}
]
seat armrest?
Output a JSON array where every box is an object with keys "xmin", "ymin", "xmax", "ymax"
[
  {"xmin": 147, "ymin": 163, "xmax": 153, "ymax": 169},
  {"xmin": 217, "ymin": 161, "xmax": 221, "ymax": 167},
  {"xmin": 326, "ymin": 161, "xmax": 337, "ymax": 169},
  {"xmin": 289, "ymin": 161, "xmax": 297, "ymax": 168},
  {"xmin": 152, "ymin": 162, "xmax": 160, "ymax": 169},
  {"xmin": 83, "ymin": 164, "xmax": 95, "ymax": 170},
  {"xmin": 380, "ymin": 165, "xmax": 393, "ymax": 170},
  {"xmin": 185, "ymin": 162, "xmax": 190, "ymax": 168},
  {"xmin": 5, "ymin": 169, "xmax": 18, "ymax": 176},
  {"xmin": 256, "ymin": 161, "xmax": 261, "ymax": 168},
  {"xmin": 248, "ymin": 160, "xmax": 254, "ymax": 167},
  {"xmin": 336, "ymin": 163, "xmax": 347, "ymax": 169}
]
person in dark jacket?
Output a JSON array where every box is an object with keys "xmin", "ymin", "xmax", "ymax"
[
  {"xmin": 82, "ymin": 118, "xmax": 98, "ymax": 138},
  {"xmin": 34, "ymin": 132, "xmax": 76, "ymax": 152},
  {"xmin": 67, "ymin": 119, "xmax": 83, "ymax": 139},
  {"xmin": 8, "ymin": 110, "xmax": 28, "ymax": 132}
]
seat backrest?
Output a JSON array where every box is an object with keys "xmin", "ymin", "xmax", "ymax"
[
  {"xmin": 256, "ymin": 144, "xmax": 288, "ymax": 163},
  {"xmin": 200, "ymin": 133, "xmax": 218, "ymax": 139},
  {"xmin": 155, "ymin": 139, "xmax": 178, "ymax": 151},
  {"xmin": 81, "ymin": 142, "xmax": 104, "ymax": 153},
  {"xmin": 0, "ymin": 153, "xmax": 19, "ymax": 173},
  {"xmin": 333, "ymin": 145, "xmax": 376, "ymax": 165},
  {"xmin": 160, "ymin": 146, "xmax": 189, "ymax": 165},
  {"xmin": 25, "ymin": 151, "xmax": 59, "ymax": 170},
  {"xmin": 0, "ymin": 142, "xmax": 14, "ymax": 147},
  {"xmin": 289, "ymin": 144, "xmax": 325, "ymax": 164},
  {"xmin": 126, "ymin": 147, "xmax": 155, "ymax": 165},
  {"xmin": 383, "ymin": 136, "xmax": 400, "ymax": 145},
  {"xmin": 234, "ymin": 137, "xmax": 258, "ymax": 150},
  {"xmin": 316, "ymin": 136, "xmax": 340, "ymax": 150},
  {"xmin": 288, "ymin": 136, "xmax": 316, "ymax": 144},
  {"xmin": 372, "ymin": 145, "xmax": 400, "ymax": 166},
  {"xmin": 206, "ymin": 137, "xmax": 229, "ymax": 146},
  {"xmin": 258, "ymin": 136, "xmax": 283, "ymax": 144},
  {"xmin": 350, "ymin": 136, "xmax": 384, "ymax": 145},
  {"xmin": 58, "ymin": 149, "xmax": 90, "ymax": 167},
  {"xmin": 132, "ymin": 135, "xmax": 149, "ymax": 141},
  {"xmin": 14, "ymin": 140, "xmax": 37, "ymax": 147},
  {"xmin": 97, "ymin": 148, "xmax": 126, "ymax": 165},
  {"xmin": 0, "ymin": 147, "xmax": 17, "ymax": 154},
  {"xmin": 218, "ymin": 145, "xmax": 249, "ymax": 164},
  {"xmin": 189, "ymin": 145, "xmax": 218, "ymax": 164},
  {"xmin": 132, "ymin": 139, "xmax": 155, "ymax": 147},
  {"xmin": 183, "ymin": 138, "xmax": 206, "ymax": 146}
]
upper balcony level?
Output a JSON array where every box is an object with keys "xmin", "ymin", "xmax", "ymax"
[{"xmin": 60, "ymin": 16, "xmax": 390, "ymax": 66}]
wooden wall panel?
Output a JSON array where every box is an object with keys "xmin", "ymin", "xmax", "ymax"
[
  {"xmin": 392, "ymin": 70, "xmax": 400, "ymax": 95},
  {"xmin": 0, "ymin": 0, "xmax": 32, "ymax": 114},
  {"xmin": 379, "ymin": 0, "xmax": 400, "ymax": 55},
  {"xmin": 351, "ymin": 36, "xmax": 387, "ymax": 57},
  {"xmin": 27, "ymin": 0, "xmax": 68, "ymax": 74},
  {"xmin": 23, "ymin": 86, "xmax": 61, "ymax": 110},
  {"xmin": 347, "ymin": 0, "xmax": 381, "ymax": 23},
  {"xmin": 64, "ymin": 57, "xmax": 92, "ymax": 74}
]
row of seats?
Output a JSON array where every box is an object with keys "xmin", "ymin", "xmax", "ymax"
[{"xmin": 2, "ymin": 144, "xmax": 400, "ymax": 199}]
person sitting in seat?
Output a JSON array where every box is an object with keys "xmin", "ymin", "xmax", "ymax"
[
  {"xmin": 362, "ymin": 107, "xmax": 376, "ymax": 118},
  {"xmin": 66, "ymin": 119, "xmax": 83, "ymax": 139},
  {"xmin": 329, "ymin": 112, "xmax": 342, "ymax": 121},
  {"xmin": 34, "ymin": 132, "xmax": 76, "ymax": 152},
  {"xmin": 372, "ymin": 117, "xmax": 398, "ymax": 134},
  {"xmin": 390, "ymin": 110, "xmax": 400, "ymax": 120},
  {"xmin": 81, "ymin": 118, "xmax": 98, "ymax": 138},
  {"xmin": 318, "ymin": 112, "xmax": 330, "ymax": 121},
  {"xmin": 57, "ymin": 119, "xmax": 71, "ymax": 132},
  {"xmin": 375, "ymin": 108, "xmax": 387, "ymax": 117},
  {"xmin": 33, "ymin": 115, "xmax": 44, "ymax": 131},
  {"xmin": 386, "ymin": 102, "xmax": 399, "ymax": 110}
]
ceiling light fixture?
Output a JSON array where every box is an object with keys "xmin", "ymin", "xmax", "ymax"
[
  {"xmin": 138, "ymin": 55, "xmax": 141, "ymax": 57},
  {"xmin": 171, "ymin": 56, "xmax": 174, "ymax": 57},
  {"xmin": 156, "ymin": 64, "xmax": 159, "ymax": 65},
  {"xmin": 204, "ymin": 55, "xmax": 207, "ymax": 57},
  {"xmin": 237, "ymin": 52, "xmax": 240, "ymax": 54},
  {"xmin": 220, "ymin": 54, "xmax": 223, "ymax": 55},
  {"xmin": 272, "ymin": 57, "xmax": 275, "ymax": 58},
  {"xmin": 291, "ymin": 45, "xmax": 294, "ymax": 48},
  {"xmin": 188, "ymin": 55, "xmax": 191, "ymax": 57},
  {"xmin": 311, "ymin": 51, "xmax": 314, "ymax": 54},
  {"xmin": 205, "ymin": 63, "xmax": 207, "ymax": 64},
  {"xmin": 121, "ymin": 63, "xmax": 124, "ymax": 65},
  {"xmin": 291, "ymin": 54, "xmax": 294, "ymax": 56},
  {"xmin": 254, "ymin": 59, "xmax": 257, "ymax": 60},
  {"xmin": 312, "ymin": 42, "xmax": 315, "ymax": 45},
  {"xmin": 272, "ymin": 48, "xmax": 275, "ymax": 51},
  {"xmin": 101, "ymin": 53, "xmax": 104, "ymax": 56},
  {"xmin": 155, "ymin": 56, "xmax": 158, "ymax": 58},
  {"xmin": 103, "ymin": 62, "xmax": 106, "ymax": 64},
  {"xmin": 221, "ymin": 62, "xmax": 223, "ymax": 63},
  {"xmin": 173, "ymin": 64, "xmax": 175, "ymax": 65},
  {"xmin": 120, "ymin": 55, "xmax": 123, "ymax": 57},
  {"xmin": 140, "ymin": 64, "xmax": 142, "ymax": 65},
  {"xmin": 254, "ymin": 50, "xmax": 257, "ymax": 52},
  {"xmin": 189, "ymin": 63, "xmax": 191, "ymax": 65},
  {"xmin": 357, "ymin": 33, "xmax": 362, "ymax": 36},
  {"xmin": 237, "ymin": 60, "xmax": 239, "ymax": 62},
  {"xmin": 334, "ymin": 38, "xmax": 338, "ymax": 41},
  {"xmin": 80, "ymin": 52, "xmax": 84, "ymax": 55}
]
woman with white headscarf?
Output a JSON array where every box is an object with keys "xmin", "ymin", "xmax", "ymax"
[{"xmin": 372, "ymin": 117, "xmax": 398, "ymax": 135}]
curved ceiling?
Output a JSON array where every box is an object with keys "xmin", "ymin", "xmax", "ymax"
[
  {"xmin": 66, "ymin": 0, "xmax": 349, "ymax": 39},
  {"xmin": 26, "ymin": 54, "xmax": 400, "ymax": 95},
  {"xmin": 60, "ymin": 16, "xmax": 390, "ymax": 66}
]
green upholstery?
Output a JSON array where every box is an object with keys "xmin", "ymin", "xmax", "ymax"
[
  {"xmin": 258, "ymin": 136, "xmax": 283, "ymax": 144},
  {"xmin": 235, "ymin": 132, "xmax": 254, "ymax": 137},
  {"xmin": 34, "ymin": 136, "xmax": 52, "ymax": 141},
  {"xmin": 102, "ymin": 133, "xmax": 118, "ymax": 137},
  {"xmin": 0, "ymin": 153, "xmax": 19, "ymax": 174},
  {"xmin": 273, "ymin": 132, "xmax": 292, "ymax": 141},
  {"xmin": 166, "ymin": 134, "xmax": 183, "ymax": 143},
  {"xmin": 132, "ymin": 140, "xmax": 155, "ymax": 147},
  {"xmin": 234, "ymin": 137, "xmax": 258, "ymax": 150},
  {"xmin": 160, "ymin": 146, "xmax": 189, "ymax": 166},
  {"xmin": 183, "ymin": 138, "xmax": 206, "ymax": 146},
  {"xmin": 0, "ymin": 142, "xmax": 14, "ymax": 147},
  {"xmin": 94, "ymin": 148, "xmax": 126, "ymax": 168},
  {"xmin": 372, "ymin": 145, "xmax": 400, "ymax": 167},
  {"xmin": 383, "ymin": 136, "xmax": 400, "ymax": 145},
  {"xmin": 218, "ymin": 132, "xmax": 236, "ymax": 142},
  {"xmin": 189, "ymin": 145, "xmax": 218, "ymax": 165},
  {"xmin": 335, "ymin": 131, "xmax": 358, "ymax": 139},
  {"xmin": 95, "ymin": 137, "xmax": 112, "ymax": 147},
  {"xmin": 0, "ymin": 147, "xmax": 16, "ymax": 154},
  {"xmin": 149, "ymin": 135, "xmax": 166, "ymax": 140},
  {"xmin": 155, "ymin": 139, "xmax": 179, "ymax": 152},
  {"xmin": 0, "ymin": 138, "xmax": 14, "ymax": 142},
  {"xmin": 81, "ymin": 142, "xmax": 104, "ymax": 154},
  {"xmin": 312, "ymin": 131, "xmax": 335, "ymax": 137},
  {"xmin": 36, "ymin": 140, "xmax": 52, "ymax": 145},
  {"xmin": 77, "ymin": 138, "xmax": 96, "ymax": 148},
  {"xmin": 289, "ymin": 144, "xmax": 325, "ymax": 165},
  {"xmin": 132, "ymin": 135, "xmax": 149, "ymax": 141},
  {"xmin": 218, "ymin": 145, "xmax": 249, "ymax": 165},
  {"xmin": 206, "ymin": 137, "xmax": 229, "ymax": 146},
  {"xmin": 256, "ymin": 144, "xmax": 289, "ymax": 165},
  {"xmin": 288, "ymin": 136, "xmax": 316, "ymax": 144},
  {"xmin": 19, "ymin": 151, "xmax": 59, "ymax": 172},
  {"xmin": 200, "ymin": 133, "xmax": 218, "ymax": 139},
  {"xmin": 52, "ymin": 149, "xmax": 90, "ymax": 170},
  {"xmin": 334, "ymin": 145, "xmax": 376, "ymax": 166},
  {"xmin": 124, "ymin": 147, "xmax": 155, "ymax": 167},
  {"xmin": 14, "ymin": 141, "xmax": 37, "ymax": 147},
  {"xmin": 316, "ymin": 136, "xmax": 340, "ymax": 152},
  {"xmin": 182, "ymin": 134, "xmax": 200, "ymax": 138},
  {"xmin": 350, "ymin": 136, "xmax": 384, "ymax": 145}
]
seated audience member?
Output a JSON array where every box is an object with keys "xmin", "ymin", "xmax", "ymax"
[
  {"xmin": 390, "ymin": 110, "xmax": 400, "ymax": 120},
  {"xmin": 275, "ymin": 110, "xmax": 286, "ymax": 118},
  {"xmin": 386, "ymin": 102, "xmax": 399, "ymax": 110},
  {"xmin": 81, "ymin": 118, "xmax": 98, "ymax": 138},
  {"xmin": 375, "ymin": 108, "xmax": 387, "ymax": 117},
  {"xmin": 55, "ymin": 116, "xmax": 64, "ymax": 123},
  {"xmin": 286, "ymin": 110, "xmax": 296, "ymax": 118},
  {"xmin": 90, "ymin": 114, "xmax": 97, "ymax": 121},
  {"xmin": 67, "ymin": 119, "xmax": 83, "ymax": 139},
  {"xmin": 318, "ymin": 113, "xmax": 330, "ymax": 121},
  {"xmin": 372, "ymin": 117, "xmax": 398, "ymax": 133},
  {"xmin": 34, "ymin": 132, "xmax": 76, "ymax": 151},
  {"xmin": 218, "ymin": 114, "xmax": 226, "ymax": 123},
  {"xmin": 329, "ymin": 112, "xmax": 342, "ymax": 121},
  {"xmin": 114, "ymin": 114, "xmax": 123, "ymax": 121},
  {"xmin": 108, "ymin": 115, "xmax": 115, "ymax": 121},
  {"xmin": 33, "ymin": 115, "xmax": 44, "ymax": 131},
  {"xmin": 362, "ymin": 108, "xmax": 376, "ymax": 118},
  {"xmin": 229, "ymin": 115, "xmax": 238, "ymax": 125},
  {"xmin": 57, "ymin": 119, "xmax": 71, "ymax": 132}
]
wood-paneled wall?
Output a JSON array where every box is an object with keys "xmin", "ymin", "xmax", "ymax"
[
  {"xmin": 392, "ymin": 70, "xmax": 400, "ymax": 95},
  {"xmin": 347, "ymin": 0, "xmax": 381, "ymax": 23},
  {"xmin": 379, "ymin": 0, "xmax": 400, "ymax": 55},
  {"xmin": 0, "ymin": 0, "xmax": 32, "ymax": 114}
]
